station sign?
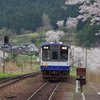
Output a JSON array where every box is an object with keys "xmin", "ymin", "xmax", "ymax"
[{"xmin": 76, "ymin": 68, "xmax": 86, "ymax": 77}]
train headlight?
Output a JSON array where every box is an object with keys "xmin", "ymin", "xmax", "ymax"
[
  {"xmin": 44, "ymin": 46, "xmax": 49, "ymax": 49},
  {"xmin": 62, "ymin": 46, "xmax": 67, "ymax": 50}
]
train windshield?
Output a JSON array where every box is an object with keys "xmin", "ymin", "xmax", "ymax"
[
  {"xmin": 42, "ymin": 45, "xmax": 68, "ymax": 61},
  {"xmin": 60, "ymin": 46, "xmax": 68, "ymax": 61},
  {"xmin": 42, "ymin": 46, "xmax": 51, "ymax": 61}
]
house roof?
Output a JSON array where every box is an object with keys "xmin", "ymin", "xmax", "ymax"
[{"xmin": 23, "ymin": 42, "xmax": 33, "ymax": 46}]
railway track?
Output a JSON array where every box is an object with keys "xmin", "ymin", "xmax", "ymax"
[
  {"xmin": 27, "ymin": 81, "xmax": 61, "ymax": 100},
  {"xmin": 0, "ymin": 72, "xmax": 41, "ymax": 88}
]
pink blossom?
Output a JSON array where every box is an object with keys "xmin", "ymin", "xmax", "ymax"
[
  {"xmin": 46, "ymin": 30, "xmax": 65, "ymax": 42},
  {"xmin": 66, "ymin": 17, "xmax": 78, "ymax": 30},
  {"xmin": 72, "ymin": 45, "xmax": 100, "ymax": 73},
  {"xmin": 56, "ymin": 20, "xmax": 64, "ymax": 27},
  {"xmin": 65, "ymin": 0, "xmax": 100, "ymax": 25}
]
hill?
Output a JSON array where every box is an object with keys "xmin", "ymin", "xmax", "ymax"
[
  {"xmin": 0, "ymin": 0, "xmax": 100, "ymax": 46},
  {"xmin": 0, "ymin": 0, "xmax": 68, "ymax": 33}
]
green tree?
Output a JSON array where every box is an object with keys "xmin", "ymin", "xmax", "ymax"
[
  {"xmin": 31, "ymin": 37, "xmax": 36, "ymax": 44},
  {"xmin": 84, "ymin": 40, "xmax": 91, "ymax": 47},
  {"xmin": 12, "ymin": 53, "xmax": 18, "ymax": 62}
]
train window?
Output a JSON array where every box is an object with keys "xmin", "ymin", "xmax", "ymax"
[
  {"xmin": 60, "ymin": 46, "xmax": 68, "ymax": 61},
  {"xmin": 42, "ymin": 50, "xmax": 51, "ymax": 61},
  {"xmin": 42, "ymin": 46, "xmax": 51, "ymax": 61},
  {"xmin": 42, "ymin": 53, "xmax": 46, "ymax": 59},
  {"xmin": 52, "ymin": 51, "xmax": 58, "ymax": 59}
]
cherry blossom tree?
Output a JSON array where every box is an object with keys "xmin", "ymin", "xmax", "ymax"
[
  {"xmin": 65, "ymin": 0, "xmax": 90, "ymax": 5},
  {"xmin": 66, "ymin": 17, "xmax": 78, "ymax": 30},
  {"xmin": 65, "ymin": 0, "xmax": 100, "ymax": 75},
  {"xmin": 65, "ymin": 0, "xmax": 100, "ymax": 25},
  {"xmin": 56, "ymin": 20, "xmax": 64, "ymax": 27},
  {"xmin": 46, "ymin": 30, "xmax": 65, "ymax": 42},
  {"xmin": 72, "ymin": 45, "xmax": 100, "ymax": 73}
]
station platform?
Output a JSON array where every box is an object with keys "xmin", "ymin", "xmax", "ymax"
[{"xmin": 62, "ymin": 92, "xmax": 100, "ymax": 100}]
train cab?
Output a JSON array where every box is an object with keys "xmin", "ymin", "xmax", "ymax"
[{"xmin": 40, "ymin": 42, "xmax": 70, "ymax": 79}]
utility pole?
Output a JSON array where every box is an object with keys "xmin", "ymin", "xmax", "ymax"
[
  {"xmin": 3, "ymin": 43, "xmax": 5, "ymax": 73},
  {"xmin": 31, "ymin": 55, "xmax": 32, "ymax": 69},
  {"xmin": 85, "ymin": 49, "xmax": 87, "ymax": 68},
  {"xmin": 71, "ymin": 47, "xmax": 74, "ymax": 67},
  {"xmin": 70, "ymin": 33, "xmax": 72, "ymax": 48},
  {"xmin": 10, "ymin": 40, "xmax": 12, "ymax": 61}
]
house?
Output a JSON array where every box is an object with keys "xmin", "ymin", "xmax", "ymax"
[
  {"xmin": 23, "ymin": 42, "xmax": 39, "ymax": 52},
  {"xmin": 11, "ymin": 42, "xmax": 39, "ymax": 55},
  {"xmin": 0, "ymin": 41, "xmax": 39, "ymax": 56},
  {"xmin": 0, "ymin": 48, "xmax": 10, "ymax": 62},
  {"xmin": 0, "ymin": 41, "xmax": 10, "ymax": 60},
  {"xmin": 12, "ymin": 46, "xmax": 24, "ymax": 54},
  {"xmin": 0, "ymin": 41, "xmax": 3, "ymax": 46}
]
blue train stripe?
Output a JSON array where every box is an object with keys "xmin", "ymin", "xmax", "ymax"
[{"xmin": 41, "ymin": 65, "xmax": 70, "ymax": 71}]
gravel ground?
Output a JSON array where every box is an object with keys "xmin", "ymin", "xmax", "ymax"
[
  {"xmin": 0, "ymin": 74, "xmax": 45, "ymax": 100},
  {"xmin": 0, "ymin": 72, "xmax": 76, "ymax": 100},
  {"xmin": 0, "ymin": 63, "xmax": 99, "ymax": 100},
  {"xmin": 0, "ymin": 74, "xmax": 79, "ymax": 100},
  {"xmin": 0, "ymin": 73, "xmax": 99, "ymax": 100}
]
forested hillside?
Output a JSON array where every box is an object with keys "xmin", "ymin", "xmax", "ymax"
[
  {"xmin": 0, "ymin": 0, "xmax": 100, "ymax": 46},
  {"xmin": 77, "ymin": 20, "xmax": 100, "ymax": 47},
  {"xmin": 0, "ymin": 0, "xmax": 79, "ymax": 34}
]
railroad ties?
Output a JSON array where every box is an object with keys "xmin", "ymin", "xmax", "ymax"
[
  {"xmin": 27, "ymin": 81, "xmax": 61, "ymax": 100},
  {"xmin": 62, "ymin": 92, "xmax": 100, "ymax": 100}
]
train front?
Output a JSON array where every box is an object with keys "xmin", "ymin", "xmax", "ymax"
[{"xmin": 40, "ymin": 43, "xmax": 70, "ymax": 79}]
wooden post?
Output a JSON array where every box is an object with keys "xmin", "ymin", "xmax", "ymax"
[{"xmin": 80, "ymin": 85, "xmax": 83, "ymax": 93}]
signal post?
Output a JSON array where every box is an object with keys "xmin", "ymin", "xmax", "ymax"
[
  {"xmin": 76, "ymin": 68, "xmax": 86, "ymax": 93},
  {"xmin": 3, "ymin": 36, "xmax": 9, "ymax": 73}
]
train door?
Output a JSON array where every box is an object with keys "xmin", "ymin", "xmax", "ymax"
[
  {"xmin": 52, "ymin": 50, "xmax": 58, "ymax": 60},
  {"xmin": 51, "ymin": 50, "xmax": 59, "ymax": 66}
]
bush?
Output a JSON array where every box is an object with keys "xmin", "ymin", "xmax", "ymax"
[{"xmin": 12, "ymin": 53, "xmax": 18, "ymax": 62}]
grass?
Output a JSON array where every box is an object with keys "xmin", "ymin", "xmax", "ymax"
[
  {"xmin": 18, "ymin": 55, "xmax": 31, "ymax": 62},
  {"xmin": 87, "ymin": 70, "xmax": 100, "ymax": 91},
  {"xmin": 0, "ymin": 60, "xmax": 40, "ymax": 78},
  {"xmin": 70, "ymin": 67, "xmax": 77, "ymax": 77},
  {"xmin": 12, "ymin": 32, "xmax": 39, "ymax": 45},
  {"xmin": 70, "ymin": 67, "xmax": 100, "ymax": 92},
  {"xmin": 11, "ymin": 31, "xmax": 77, "ymax": 46},
  {"xmin": 12, "ymin": 32, "xmax": 46, "ymax": 45},
  {"xmin": 33, "ymin": 66, "xmax": 40, "ymax": 71},
  {"xmin": 0, "ymin": 73, "xmax": 24, "ymax": 77},
  {"xmin": 17, "ymin": 55, "xmax": 39, "ymax": 68}
]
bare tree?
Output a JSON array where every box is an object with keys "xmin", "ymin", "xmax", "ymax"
[{"xmin": 37, "ymin": 13, "xmax": 53, "ymax": 32}]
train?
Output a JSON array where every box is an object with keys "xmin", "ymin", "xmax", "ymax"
[{"xmin": 40, "ymin": 41, "xmax": 71, "ymax": 80}]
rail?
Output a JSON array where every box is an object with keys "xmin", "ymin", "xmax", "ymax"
[
  {"xmin": 27, "ymin": 81, "xmax": 49, "ymax": 100},
  {"xmin": 27, "ymin": 81, "xmax": 61, "ymax": 100},
  {"xmin": 0, "ymin": 72, "xmax": 40, "ymax": 88}
]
